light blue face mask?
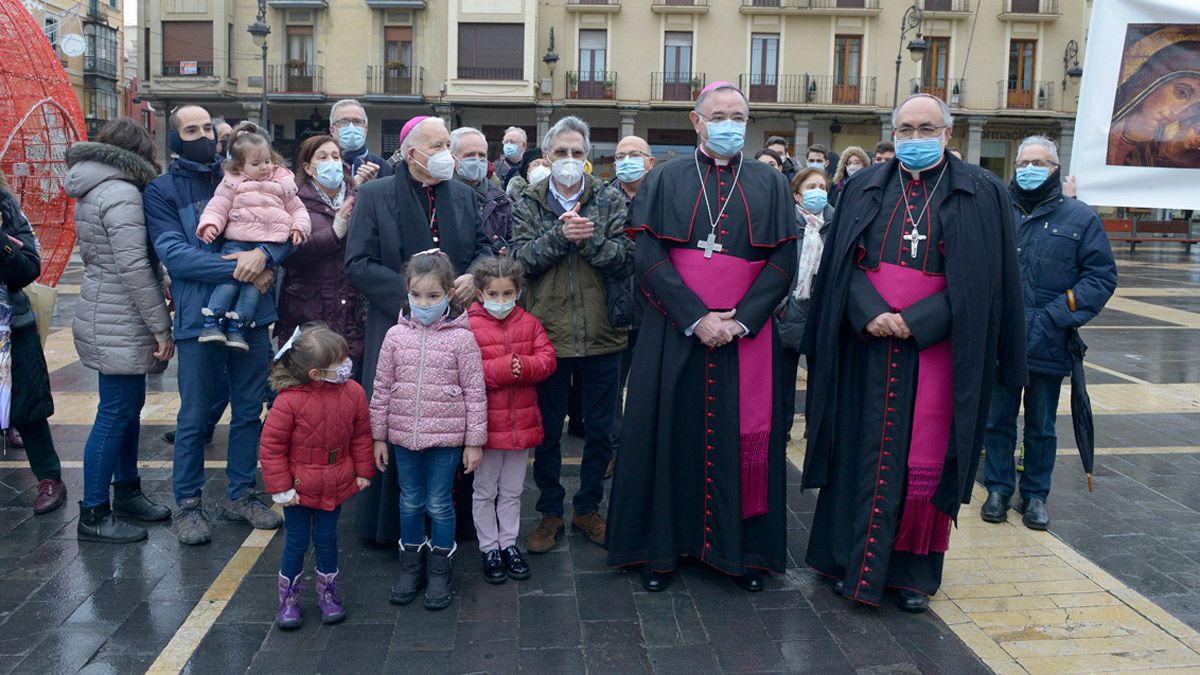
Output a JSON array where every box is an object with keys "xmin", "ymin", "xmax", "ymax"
[
  {"xmin": 408, "ymin": 295, "xmax": 449, "ymax": 325},
  {"xmin": 895, "ymin": 137, "xmax": 944, "ymax": 171},
  {"xmin": 615, "ymin": 156, "xmax": 647, "ymax": 183},
  {"xmin": 807, "ymin": 161, "xmax": 826, "ymax": 170},
  {"xmin": 503, "ymin": 142, "xmax": 521, "ymax": 160},
  {"xmin": 1015, "ymin": 165, "xmax": 1051, "ymax": 191},
  {"xmin": 337, "ymin": 124, "xmax": 366, "ymax": 152},
  {"xmin": 483, "ymin": 298, "xmax": 517, "ymax": 320},
  {"xmin": 314, "ymin": 160, "xmax": 344, "ymax": 189},
  {"xmin": 704, "ymin": 120, "xmax": 746, "ymax": 157},
  {"xmin": 801, "ymin": 188, "xmax": 828, "ymax": 214}
]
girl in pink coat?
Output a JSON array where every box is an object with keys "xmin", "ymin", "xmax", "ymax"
[
  {"xmin": 196, "ymin": 123, "xmax": 311, "ymax": 350},
  {"xmin": 369, "ymin": 250, "xmax": 487, "ymax": 611}
]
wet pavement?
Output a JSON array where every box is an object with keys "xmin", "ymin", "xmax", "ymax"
[{"xmin": 0, "ymin": 245, "xmax": 1199, "ymax": 673}]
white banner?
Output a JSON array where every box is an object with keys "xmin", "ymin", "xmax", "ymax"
[{"xmin": 1072, "ymin": 0, "xmax": 1200, "ymax": 209}]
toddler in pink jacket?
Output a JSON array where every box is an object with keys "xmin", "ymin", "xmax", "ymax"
[
  {"xmin": 195, "ymin": 123, "xmax": 311, "ymax": 350},
  {"xmin": 369, "ymin": 250, "xmax": 487, "ymax": 611}
]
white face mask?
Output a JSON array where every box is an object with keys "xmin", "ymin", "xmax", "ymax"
[
  {"xmin": 417, "ymin": 148, "xmax": 456, "ymax": 182},
  {"xmin": 846, "ymin": 164, "xmax": 862, "ymax": 176},
  {"xmin": 551, "ymin": 158, "xmax": 585, "ymax": 186},
  {"xmin": 528, "ymin": 165, "xmax": 552, "ymax": 184}
]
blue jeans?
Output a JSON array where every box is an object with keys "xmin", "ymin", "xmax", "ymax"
[
  {"xmin": 984, "ymin": 371, "xmax": 1065, "ymax": 502},
  {"xmin": 533, "ymin": 353, "xmax": 620, "ymax": 517},
  {"xmin": 394, "ymin": 445, "xmax": 463, "ymax": 549},
  {"xmin": 206, "ymin": 240, "xmax": 260, "ymax": 324},
  {"xmin": 172, "ymin": 329, "xmax": 271, "ymax": 504},
  {"xmin": 82, "ymin": 373, "xmax": 147, "ymax": 508},
  {"xmin": 281, "ymin": 504, "xmax": 340, "ymax": 578}
]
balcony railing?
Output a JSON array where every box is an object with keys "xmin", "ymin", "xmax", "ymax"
[
  {"xmin": 160, "ymin": 61, "xmax": 215, "ymax": 77},
  {"xmin": 997, "ymin": 80, "xmax": 1056, "ymax": 110},
  {"xmin": 567, "ymin": 71, "xmax": 617, "ymax": 100},
  {"xmin": 84, "ymin": 55, "xmax": 118, "ymax": 78},
  {"xmin": 923, "ymin": 0, "xmax": 970, "ymax": 12},
  {"xmin": 457, "ymin": 66, "xmax": 524, "ymax": 80},
  {"xmin": 651, "ymin": 0, "xmax": 709, "ymax": 12},
  {"xmin": 269, "ymin": 63, "xmax": 324, "ymax": 94},
  {"xmin": 909, "ymin": 78, "xmax": 967, "ymax": 106},
  {"xmin": 804, "ymin": 0, "xmax": 881, "ymax": 10},
  {"xmin": 1003, "ymin": 0, "xmax": 1058, "ymax": 14},
  {"xmin": 652, "ymin": 72, "xmax": 705, "ymax": 101},
  {"xmin": 566, "ymin": 0, "xmax": 620, "ymax": 7},
  {"xmin": 367, "ymin": 64, "xmax": 423, "ymax": 96},
  {"xmin": 738, "ymin": 73, "xmax": 877, "ymax": 106}
]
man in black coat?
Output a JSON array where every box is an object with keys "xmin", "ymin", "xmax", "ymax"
[
  {"xmin": 801, "ymin": 94, "xmax": 1026, "ymax": 613},
  {"xmin": 981, "ymin": 136, "xmax": 1116, "ymax": 531},
  {"xmin": 344, "ymin": 116, "xmax": 492, "ymax": 543}
]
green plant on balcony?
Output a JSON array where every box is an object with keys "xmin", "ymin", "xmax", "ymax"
[
  {"xmin": 689, "ymin": 75, "xmax": 703, "ymax": 99},
  {"xmin": 603, "ymin": 78, "xmax": 615, "ymax": 99},
  {"xmin": 386, "ymin": 61, "xmax": 409, "ymax": 77},
  {"xmin": 566, "ymin": 71, "xmax": 579, "ymax": 98}
]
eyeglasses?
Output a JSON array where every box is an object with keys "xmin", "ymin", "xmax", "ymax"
[
  {"xmin": 332, "ymin": 118, "xmax": 366, "ymax": 130},
  {"xmin": 701, "ymin": 113, "xmax": 748, "ymax": 124},
  {"xmin": 894, "ymin": 124, "xmax": 948, "ymax": 140},
  {"xmin": 614, "ymin": 151, "xmax": 649, "ymax": 160},
  {"xmin": 1014, "ymin": 159, "xmax": 1059, "ymax": 169}
]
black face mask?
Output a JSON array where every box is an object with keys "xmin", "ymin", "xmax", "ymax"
[{"xmin": 168, "ymin": 129, "xmax": 218, "ymax": 165}]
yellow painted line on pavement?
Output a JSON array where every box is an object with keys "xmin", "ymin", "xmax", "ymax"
[
  {"xmin": 146, "ymin": 525, "xmax": 280, "ymax": 674},
  {"xmin": 1105, "ymin": 297, "xmax": 1200, "ymax": 328},
  {"xmin": 1114, "ymin": 286, "xmax": 1200, "ymax": 297},
  {"xmin": 1082, "ymin": 362, "xmax": 1151, "ymax": 385}
]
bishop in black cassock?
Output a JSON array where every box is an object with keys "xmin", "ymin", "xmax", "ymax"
[
  {"xmin": 801, "ymin": 95, "xmax": 1026, "ymax": 612},
  {"xmin": 606, "ymin": 84, "xmax": 797, "ymax": 592}
]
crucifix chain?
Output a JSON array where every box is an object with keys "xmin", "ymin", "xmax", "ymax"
[
  {"xmin": 897, "ymin": 163, "xmax": 948, "ymax": 259},
  {"xmin": 693, "ymin": 149, "xmax": 743, "ymax": 259}
]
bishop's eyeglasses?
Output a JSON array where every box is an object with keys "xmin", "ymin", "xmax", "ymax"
[{"xmin": 894, "ymin": 124, "xmax": 948, "ymax": 140}]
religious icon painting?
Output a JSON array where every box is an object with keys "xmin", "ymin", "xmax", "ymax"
[{"xmin": 1074, "ymin": 0, "xmax": 1200, "ymax": 210}]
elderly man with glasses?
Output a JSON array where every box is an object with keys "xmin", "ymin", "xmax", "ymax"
[
  {"xmin": 801, "ymin": 93, "xmax": 1027, "ymax": 613},
  {"xmin": 329, "ymin": 99, "xmax": 392, "ymax": 187},
  {"xmin": 980, "ymin": 136, "xmax": 1116, "ymax": 532}
]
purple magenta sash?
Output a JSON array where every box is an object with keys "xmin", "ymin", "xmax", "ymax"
[
  {"xmin": 866, "ymin": 262, "xmax": 952, "ymax": 555},
  {"xmin": 669, "ymin": 248, "xmax": 772, "ymax": 519}
]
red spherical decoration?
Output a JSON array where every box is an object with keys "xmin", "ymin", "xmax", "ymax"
[{"xmin": 0, "ymin": 0, "xmax": 86, "ymax": 287}]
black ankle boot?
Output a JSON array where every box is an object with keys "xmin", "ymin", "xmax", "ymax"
[
  {"xmin": 113, "ymin": 478, "xmax": 172, "ymax": 521},
  {"xmin": 424, "ymin": 544, "xmax": 456, "ymax": 610},
  {"xmin": 390, "ymin": 542, "xmax": 427, "ymax": 605},
  {"xmin": 78, "ymin": 501, "xmax": 148, "ymax": 543}
]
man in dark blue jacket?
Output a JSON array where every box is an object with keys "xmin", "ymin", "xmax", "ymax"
[
  {"xmin": 144, "ymin": 105, "xmax": 292, "ymax": 545},
  {"xmin": 981, "ymin": 136, "xmax": 1117, "ymax": 531}
]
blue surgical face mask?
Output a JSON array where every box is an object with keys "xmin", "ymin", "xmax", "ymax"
[
  {"xmin": 704, "ymin": 120, "xmax": 746, "ymax": 157},
  {"xmin": 895, "ymin": 137, "xmax": 945, "ymax": 171},
  {"xmin": 321, "ymin": 358, "xmax": 354, "ymax": 385},
  {"xmin": 801, "ymin": 188, "xmax": 828, "ymax": 214},
  {"xmin": 615, "ymin": 156, "xmax": 647, "ymax": 183},
  {"xmin": 314, "ymin": 160, "xmax": 344, "ymax": 189},
  {"xmin": 807, "ymin": 161, "xmax": 826, "ymax": 170},
  {"xmin": 1015, "ymin": 165, "xmax": 1051, "ymax": 191},
  {"xmin": 483, "ymin": 298, "xmax": 517, "ymax": 320},
  {"xmin": 503, "ymin": 142, "xmax": 521, "ymax": 160},
  {"xmin": 408, "ymin": 294, "xmax": 449, "ymax": 325},
  {"xmin": 337, "ymin": 124, "xmax": 366, "ymax": 152}
]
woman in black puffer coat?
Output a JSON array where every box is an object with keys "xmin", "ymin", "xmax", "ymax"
[{"xmin": 0, "ymin": 170, "xmax": 66, "ymax": 516}]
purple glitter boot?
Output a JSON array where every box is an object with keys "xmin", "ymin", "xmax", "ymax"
[
  {"xmin": 276, "ymin": 573, "xmax": 303, "ymax": 630},
  {"xmin": 315, "ymin": 570, "xmax": 346, "ymax": 624}
]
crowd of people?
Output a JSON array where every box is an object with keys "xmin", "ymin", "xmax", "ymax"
[{"xmin": 0, "ymin": 85, "xmax": 1116, "ymax": 628}]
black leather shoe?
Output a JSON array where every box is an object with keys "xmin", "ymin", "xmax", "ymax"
[
  {"xmin": 639, "ymin": 566, "xmax": 672, "ymax": 592},
  {"xmin": 481, "ymin": 549, "xmax": 507, "ymax": 584},
  {"xmin": 832, "ymin": 579, "xmax": 845, "ymax": 596},
  {"xmin": 895, "ymin": 589, "xmax": 929, "ymax": 613},
  {"xmin": 733, "ymin": 571, "xmax": 764, "ymax": 593},
  {"xmin": 500, "ymin": 546, "xmax": 531, "ymax": 581},
  {"xmin": 1019, "ymin": 497, "xmax": 1049, "ymax": 530},
  {"xmin": 980, "ymin": 491, "xmax": 1010, "ymax": 523}
]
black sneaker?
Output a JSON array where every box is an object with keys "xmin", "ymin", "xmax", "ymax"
[
  {"xmin": 225, "ymin": 318, "xmax": 250, "ymax": 352},
  {"xmin": 198, "ymin": 311, "xmax": 226, "ymax": 344},
  {"xmin": 500, "ymin": 545, "xmax": 531, "ymax": 580},
  {"xmin": 481, "ymin": 549, "xmax": 506, "ymax": 584}
]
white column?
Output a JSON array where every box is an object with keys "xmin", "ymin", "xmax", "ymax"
[
  {"xmin": 1058, "ymin": 119, "xmax": 1076, "ymax": 172},
  {"xmin": 966, "ymin": 116, "xmax": 987, "ymax": 165},
  {"xmin": 536, "ymin": 106, "xmax": 553, "ymax": 142},
  {"xmin": 792, "ymin": 113, "xmax": 811, "ymax": 151},
  {"xmin": 879, "ymin": 113, "xmax": 893, "ymax": 143},
  {"xmin": 619, "ymin": 108, "xmax": 638, "ymax": 139}
]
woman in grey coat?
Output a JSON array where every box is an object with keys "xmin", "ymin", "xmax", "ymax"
[{"xmin": 64, "ymin": 118, "xmax": 175, "ymax": 543}]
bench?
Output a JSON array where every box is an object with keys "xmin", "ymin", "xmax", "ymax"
[{"xmin": 1103, "ymin": 217, "xmax": 1199, "ymax": 252}]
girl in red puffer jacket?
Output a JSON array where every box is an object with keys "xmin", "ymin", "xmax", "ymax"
[
  {"xmin": 466, "ymin": 256, "xmax": 557, "ymax": 584},
  {"xmin": 260, "ymin": 323, "xmax": 375, "ymax": 631}
]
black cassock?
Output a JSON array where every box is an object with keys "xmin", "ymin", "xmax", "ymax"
[
  {"xmin": 606, "ymin": 150, "xmax": 797, "ymax": 576},
  {"xmin": 801, "ymin": 156, "xmax": 1026, "ymax": 605}
]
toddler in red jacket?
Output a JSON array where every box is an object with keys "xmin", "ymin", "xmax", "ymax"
[
  {"xmin": 466, "ymin": 256, "xmax": 557, "ymax": 584},
  {"xmin": 260, "ymin": 323, "xmax": 375, "ymax": 631}
]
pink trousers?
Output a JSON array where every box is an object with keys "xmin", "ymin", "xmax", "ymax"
[{"xmin": 472, "ymin": 449, "xmax": 530, "ymax": 552}]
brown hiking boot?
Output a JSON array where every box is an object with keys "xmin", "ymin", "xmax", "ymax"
[
  {"xmin": 571, "ymin": 511, "xmax": 607, "ymax": 548},
  {"xmin": 527, "ymin": 515, "xmax": 564, "ymax": 554}
]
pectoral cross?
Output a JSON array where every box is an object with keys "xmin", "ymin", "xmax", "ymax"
[
  {"xmin": 903, "ymin": 230, "xmax": 927, "ymax": 259},
  {"xmin": 697, "ymin": 232, "xmax": 724, "ymax": 259}
]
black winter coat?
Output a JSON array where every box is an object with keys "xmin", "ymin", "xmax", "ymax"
[
  {"xmin": 1010, "ymin": 187, "xmax": 1117, "ymax": 376},
  {"xmin": 1, "ymin": 188, "xmax": 54, "ymax": 426}
]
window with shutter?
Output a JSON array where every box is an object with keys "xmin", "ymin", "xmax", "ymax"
[{"xmin": 458, "ymin": 23, "xmax": 524, "ymax": 80}]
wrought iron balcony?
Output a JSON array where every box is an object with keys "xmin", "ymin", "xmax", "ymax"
[
  {"xmin": 566, "ymin": 0, "xmax": 620, "ymax": 10},
  {"xmin": 566, "ymin": 71, "xmax": 617, "ymax": 100},
  {"xmin": 367, "ymin": 64, "xmax": 423, "ymax": 97},
  {"xmin": 909, "ymin": 78, "xmax": 967, "ymax": 107},
  {"xmin": 997, "ymin": 80, "xmax": 1056, "ymax": 110},
  {"xmin": 457, "ymin": 66, "xmax": 524, "ymax": 81},
  {"xmin": 738, "ymin": 73, "xmax": 877, "ymax": 106},
  {"xmin": 1000, "ymin": 0, "xmax": 1059, "ymax": 18},
  {"xmin": 652, "ymin": 72, "xmax": 705, "ymax": 102},
  {"xmin": 269, "ymin": 64, "xmax": 324, "ymax": 95},
  {"xmin": 651, "ymin": 0, "xmax": 709, "ymax": 13},
  {"xmin": 922, "ymin": 0, "xmax": 971, "ymax": 13},
  {"xmin": 160, "ymin": 61, "xmax": 215, "ymax": 77}
]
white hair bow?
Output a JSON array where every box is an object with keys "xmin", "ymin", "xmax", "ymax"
[{"xmin": 273, "ymin": 326, "xmax": 302, "ymax": 362}]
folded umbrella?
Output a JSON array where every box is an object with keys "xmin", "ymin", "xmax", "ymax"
[{"xmin": 1067, "ymin": 328, "xmax": 1095, "ymax": 491}]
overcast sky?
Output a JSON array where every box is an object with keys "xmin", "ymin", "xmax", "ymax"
[{"xmin": 125, "ymin": 0, "xmax": 135, "ymax": 25}]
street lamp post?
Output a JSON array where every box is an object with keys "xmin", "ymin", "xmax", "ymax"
[
  {"xmin": 1062, "ymin": 39, "xmax": 1083, "ymax": 92},
  {"xmin": 247, "ymin": 0, "xmax": 271, "ymax": 133},
  {"xmin": 892, "ymin": 3, "xmax": 928, "ymax": 112}
]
